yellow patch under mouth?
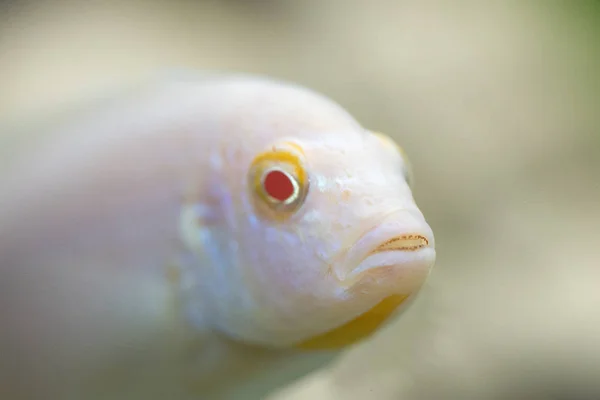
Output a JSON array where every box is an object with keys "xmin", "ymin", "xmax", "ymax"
[{"xmin": 294, "ymin": 294, "xmax": 409, "ymax": 350}]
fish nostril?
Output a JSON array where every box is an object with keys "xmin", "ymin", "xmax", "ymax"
[{"xmin": 371, "ymin": 234, "xmax": 429, "ymax": 253}]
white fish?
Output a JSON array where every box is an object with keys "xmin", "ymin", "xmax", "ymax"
[{"xmin": 0, "ymin": 73, "xmax": 436, "ymax": 399}]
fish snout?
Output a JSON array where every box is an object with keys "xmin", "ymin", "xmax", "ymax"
[
  {"xmin": 335, "ymin": 209, "xmax": 436, "ymax": 292},
  {"xmin": 296, "ymin": 211, "xmax": 435, "ymax": 351}
]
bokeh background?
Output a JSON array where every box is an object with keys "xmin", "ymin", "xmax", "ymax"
[{"xmin": 1, "ymin": 1, "xmax": 599, "ymax": 399}]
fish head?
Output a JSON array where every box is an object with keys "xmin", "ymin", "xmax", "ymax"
[{"xmin": 181, "ymin": 81, "xmax": 435, "ymax": 350}]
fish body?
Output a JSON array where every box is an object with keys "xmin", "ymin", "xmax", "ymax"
[{"xmin": 0, "ymin": 74, "xmax": 435, "ymax": 399}]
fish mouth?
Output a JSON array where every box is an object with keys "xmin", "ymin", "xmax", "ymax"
[
  {"xmin": 333, "ymin": 209, "xmax": 435, "ymax": 286},
  {"xmin": 296, "ymin": 211, "xmax": 435, "ymax": 351}
]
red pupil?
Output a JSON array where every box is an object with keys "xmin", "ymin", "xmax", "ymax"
[{"xmin": 263, "ymin": 170, "xmax": 295, "ymax": 201}]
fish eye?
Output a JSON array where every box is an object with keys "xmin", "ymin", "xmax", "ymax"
[
  {"xmin": 261, "ymin": 168, "xmax": 299, "ymax": 204},
  {"xmin": 248, "ymin": 144, "xmax": 309, "ymax": 217}
]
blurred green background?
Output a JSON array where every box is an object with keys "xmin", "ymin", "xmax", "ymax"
[{"xmin": 1, "ymin": 1, "xmax": 599, "ymax": 399}]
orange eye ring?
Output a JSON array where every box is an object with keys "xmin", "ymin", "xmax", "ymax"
[{"xmin": 248, "ymin": 143, "xmax": 309, "ymax": 218}]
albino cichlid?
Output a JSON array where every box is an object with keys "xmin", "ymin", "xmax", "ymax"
[{"xmin": 0, "ymin": 73, "xmax": 436, "ymax": 399}]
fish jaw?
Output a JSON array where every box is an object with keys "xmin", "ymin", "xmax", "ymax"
[
  {"xmin": 294, "ymin": 294, "xmax": 411, "ymax": 350},
  {"xmin": 294, "ymin": 209, "xmax": 436, "ymax": 350}
]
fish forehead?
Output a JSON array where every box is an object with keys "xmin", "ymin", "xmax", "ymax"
[
  {"xmin": 303, "ymin": 136, "xmax": 409, "ymax": 203},
  {"xmin": 198, "ymin": 79, "xmax": 362, "ymax": 149}
]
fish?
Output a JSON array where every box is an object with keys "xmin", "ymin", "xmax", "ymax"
[{"xmin": 0, "ymin": 73, "xmax": 436, "ymax": 399}]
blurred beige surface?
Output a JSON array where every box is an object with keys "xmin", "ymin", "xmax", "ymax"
[{"xmin": 2, "ymin": 1, "xmax": 599, "ymax": 399}]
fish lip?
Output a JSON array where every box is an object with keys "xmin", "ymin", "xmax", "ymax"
[
  {"xmin": 370, "ymin": 234, "xmax": 430, "ymax": 253},
  {"xmin": 332, "ymin": 208, "xmax": 435, "ymax": 283},
  {"xmin": 347, "ymin": 246, "xmax": 436, "ymax": 284}
]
